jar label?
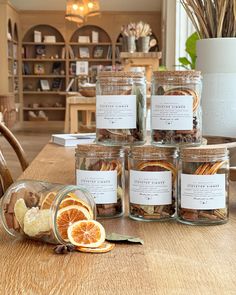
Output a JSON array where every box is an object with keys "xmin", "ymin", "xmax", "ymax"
[
  {"xmin": 181, "ymin": 174, "xmax": 226, "ymax": 209},
  {"xmin": 96, "ymin": 95, "xmax": 136, "ymax": 129},
  {"xmin": 130, "ymin": 170, "xmax": 172, "ymax": 205},
  {"xmin": 151, "ymin": 95, "xmax": 193, "ymax": 130},
  {"xmin": 76, "ymin": 170, "xmax": 117, "ymax": 204}
]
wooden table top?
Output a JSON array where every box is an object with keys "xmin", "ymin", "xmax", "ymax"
[{"xmin": 1, "ymin": 143, "xmax": 236, "ymax": 295}]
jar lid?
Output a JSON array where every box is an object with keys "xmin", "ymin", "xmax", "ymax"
[
  {"xmin": 130, "ymin": 145, "xmax": 177, "ymax": 158},
  {"xmin": 180, "ymin": 145, "xmax": 228, "ymax": 158},
  {"xmin": 76, "ymin": 144, "xmax": 124, "ymax": 157},
  {"xmin": 98, "ymin": 71, "xmax": 144, "ymax": 79},
  {"xmin": 153, "ymin": 70, "xmax": 201, "ymax": 79}
]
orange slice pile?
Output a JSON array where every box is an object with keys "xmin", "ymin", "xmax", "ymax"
[
  {"xmin": 41, "ymin": 191, "xmax": 57, "ymax": 209},
  {"xmin": 59, "ymin": 195, "xmax": 93, "ymax": 218},
  {"xmin": 67, "ymin": 220, "xmax": 105, "ymax": 248},
  {"xmin": 76, "ymin": 241, "xmax": 115, "ymax": 254},
  {"xmin": 56, "ymin": 205, "xmax": 91, "ymax": 242}
]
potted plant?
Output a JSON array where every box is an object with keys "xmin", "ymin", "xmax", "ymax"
[{"xmin": 181, "ymin": 0, "xmax": 236, "ymax": 137}]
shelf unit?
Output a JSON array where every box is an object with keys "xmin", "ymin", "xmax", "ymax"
[
  {"xmin": 21, "ymin": 25, "xmax": 67, "ymax": 124},
  {"xmin": 19, "ymin": 24, "xmax": 160, "ymax": 128}
]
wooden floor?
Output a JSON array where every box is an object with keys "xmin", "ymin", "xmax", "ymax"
[{"xmin": 0, "ymin": 130, "xmax": 52, "ymax": 180}]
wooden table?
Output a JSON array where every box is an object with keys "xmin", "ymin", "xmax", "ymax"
[{"xmin": 1, "ymin": 143, "xmax": 236, "ymax": 294}]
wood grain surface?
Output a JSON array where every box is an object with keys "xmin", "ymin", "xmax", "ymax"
[{"xmin": 1, "ymin": 143, "xmax": 236, "ymax": 295}]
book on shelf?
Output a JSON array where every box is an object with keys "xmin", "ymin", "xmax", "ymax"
[
  {"xmin": 76, "ymin": 61, "xmax": 89, "ymax": 76},
  {"xmin": 66, "ymin": 78, "xmax": 75, "ymax": 92},
  {"xmin": 61, "ymin": 47, "xmax": 66, "ymax": 59},
  {"xmin": 68, "ymin": 45, "xmax": 75, "ymax": 59},
  {"xmin": 34, "ymin": 31, "xmax": 42, "ymax": 43},
  {"xmin": 79, "ymin": 47, "xmax": 90, "ymax": 58},
  {"xmin": 106, "ymin": 45, "xmax": 112, "ymax": 59},
  {"xmin": 92, "ymin": 31, "xmax": 99, "ymax": 43},
  {"xmin": 93, "ymin": 46, "xmax": 104, "ymax": 58},
  {"xmin": 78, "ymin": 36, "xmax": 90, "ymax": 43},
  {"xmin": 51, "ymin": 133, "xmax": 95, "ymax": 147},
  {"xmin": 52, "ymin": 78, "xmax": 63, "ymax": 91}
]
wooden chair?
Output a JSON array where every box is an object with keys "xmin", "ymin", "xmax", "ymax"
[{"xmin": 0, "ymin": 123, "xmax": 28, "ymax": 195}]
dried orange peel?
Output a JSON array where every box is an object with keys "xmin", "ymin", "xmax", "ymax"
[
  {"xmin": 41, "ymin": 191, "xmax": 57, "ymax": 209},
  {"xmin": 137, "ymin": 161, "xmax": 177, "ymax": 181},
  {"xmin": 76, "ymin": 241, "xmax": 115, "ymax": 253},
  {"xmin": 194, "ymin": 161, "xmax": 227, "ymax": 175},
  {"xmin": 165, "ymin": 88, "xmax": 200, "ymax": 113},
  {"xmin": 100, "ymin": 160, "xmax": 122, "ymax": 175}
]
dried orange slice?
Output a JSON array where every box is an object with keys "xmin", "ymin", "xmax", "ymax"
[
  {"xmin": 165, "ymin": 88, "xmax": 200, "ymax": 113},
  {"xmin": 76, "ymin": 242, "xmax": 115, "ymax": 254},
  {"xmin": 59, "ymin": 196, "xmax": 93, "ymax": 218},
  {"xmin": 56, "ymin": 205, "xmax": 91, "ymax": 242},
  {"xmin": 137, "ymin": 161, "xmax": 177, "ymax": 181},
  {"xmin": 41, "ymin": 191, "xmax": 57, "ymax": 209},
  {"xmin": 67, "ymin": 220, "xmax": 105, "ymax": 248}
]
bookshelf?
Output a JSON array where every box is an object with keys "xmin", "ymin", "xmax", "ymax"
[
  {"xmin": 19, "ymin": 24, "xmax": 159, "ymax": 128},
  {"xmin": 21, "ymin": 25, "xmax": 67, "ymax": 124}
]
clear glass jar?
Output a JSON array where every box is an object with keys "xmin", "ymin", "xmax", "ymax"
[
  {"xmin": 178, "ymin": 146, "xmax": 229, "ymax": 225},
  {"xmin": 151, "ymin": 71, "xmax": 202, "ymax": 147},
  {"xmin": 96, "ymin": 71, "xmax": 146, "ymax": 146},
  {"xmin": 0, "ymin": 180, "xmax": 96, "ymax": 244},
  {"xmin": 75, "ymin": 144, "xmax": 125, "ymax": 218},
  {"xmin": 128, "ymin": 145, "xmax": 178, "ymax": 221}
]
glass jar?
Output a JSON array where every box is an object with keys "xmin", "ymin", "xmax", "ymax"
[
  {"xmin": 1, "ymin": 180, "xmax": 96, "ymax": 244},
  {"xmin": 96, "ymin": 71, "xmax": 146, "ymax": 146},
  {"xmin": 128, "ymin": 145, "xmax": 178, "ymax": 221},
  {"xmin": 75, "ymin": 144, "xmax": 125, "ymax": 218},
  {"xmin": 151, "ymin": 71, "xmax": 202, "ymax": 147},
  {"xmin": 178, "ymin": 146, "xmax": 229, "ymax": 225}
]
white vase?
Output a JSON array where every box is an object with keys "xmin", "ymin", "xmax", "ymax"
[{"xmin": 196, "ymin": 38, "xmax": 236, "ymax": 137}]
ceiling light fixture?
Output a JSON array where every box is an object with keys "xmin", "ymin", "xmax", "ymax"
[{"xmin": 65, "ymin": 0, "xmax": 100, "ymax": 24}]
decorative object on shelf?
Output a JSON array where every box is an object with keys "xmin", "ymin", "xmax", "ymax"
[
  {"xmin": 181, "ymin": 0, "xmax": 236, "ymax": 137},
  {"xmin": 76, "ymin": 61, "xmax": 89, "ymax": 76},
  {"xmin": 65, "ymin": 0, "xmax": 100, "ymax": 24},
  {"xmin": 52, "ymin": 78, "xmax": 63, "ymax": 91},
  {"xmin": 121, "ymin": 21, "xmax": 154, "ymax": 53},
  {"xmin": 34, "ymin": 31, "xmax": 42, "ymax": 43},
  {"xmin": 34, "ymin": 63, "xmax": 45, "ymax": 75},
  {"xmin": 44, "ymin": 36, "xmax": 56, "ymax": 43},
  {"xmin": 40, "ymin": 80, "xmax": 50, "ymax": 91},
  {"xmin": 52, "ymin": 62, "xmax": 62, "ymax": 75},
  {"xmin": 79, "ymin": 82, "xmax": 96, "ymax": 97},
  {"xmin": 35, "ymin": 45, "xmax": 46, "ymax": 58},
  {"xmin": 78, "ymin": 36, "xmax": 90, "ymax": 43},
  {"xmin": 79, "ymin": 47, "xmax": 90, "ymax": 58},
  {"xmin": 92, "ymin": 31, "xmax": 99, "ymax": 43},
  {"xmin": 93, "ymin": 46, "xmax": 104, "ymax": 58}
]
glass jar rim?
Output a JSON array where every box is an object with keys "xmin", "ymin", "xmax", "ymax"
[
  {"xmin": 130, "ymin": 145, "xmax": 178, "ymax": 159},
  {"xmin": 180, "ymin": 145, "xmax": 229, "ymax": 160},
  {"xmin": 98, "ymin": 71, "xmax": 144, "ymax": 79},
  {"xmin": 76, "ymin": 144, "xmax": 124, "ymax": 158},
  {"xmin": 153, "ymin": 70, "xmax": 201, "ymax": 79}
]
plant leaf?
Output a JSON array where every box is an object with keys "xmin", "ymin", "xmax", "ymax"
[
  {"xmin": 106, "ymin": 233, "xmax": 144, "ymax": 245},
  {"xmin": 185, "ymin": 32, "xmax": 199, "ymax": 57},
  {"xmin": 178, "ymin": 57, "xmax": 191, "ymax": 66}
]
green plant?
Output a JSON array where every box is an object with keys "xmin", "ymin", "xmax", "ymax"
[{"xmin": 178, "ymin": 32, "xmax": 199, "ymax": 70}]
